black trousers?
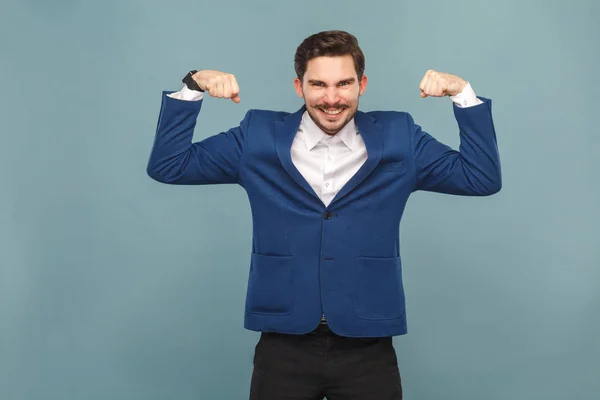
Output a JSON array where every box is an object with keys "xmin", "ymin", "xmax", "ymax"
[{"xmin": 249, "ymin": 323, "xmax": 402, "ymax": 400}]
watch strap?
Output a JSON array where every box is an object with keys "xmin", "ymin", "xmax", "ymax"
[{"xmin": 182, "ymin": 70, "xmax": 204, "ymax": 92}]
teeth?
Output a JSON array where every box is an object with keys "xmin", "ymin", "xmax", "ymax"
[{"xmin": 321, "ymin": 108, "xmax": 343, "ymax": 115}]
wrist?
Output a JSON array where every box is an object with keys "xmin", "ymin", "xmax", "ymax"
[
  {"xmin": 449, "ymin": 79, "xmax": 468, "ymax": 97},
  {"xmin": 182, "ymin": 70, "xmax": 204, "ymax": 92}
]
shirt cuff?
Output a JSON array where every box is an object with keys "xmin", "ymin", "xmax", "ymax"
[
  {"xmin": 450, "ymin": 82, "xmax": 483, "ymax": 108},
  {"xmin": 166, "ymin": 85, "xmax": 205, "ymax": 101}
]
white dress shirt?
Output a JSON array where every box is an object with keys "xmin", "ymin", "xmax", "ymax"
[
  {"xmin": 291, "ymin": 113, "xmax": 366, "ymax": 206},
  {"xmin": 166, "ymin": 83, "xmax": 482, "ymax": 206}
]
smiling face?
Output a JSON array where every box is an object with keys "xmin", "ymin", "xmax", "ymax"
[{"xmin": 294, "ymin": 55, "xmax": 368, "ymax": 136}]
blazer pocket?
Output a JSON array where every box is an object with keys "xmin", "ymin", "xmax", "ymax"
[
  {"xmin": 375, "ymin": 161, "xmax": 405, "ymax": 172},
  {"xmin": 354, "ymin": 256, "xmax": 405, "ymax": 320},
  {"xmin": 246, "ymin": 253, "xmax": 294, "ymax": 315}
]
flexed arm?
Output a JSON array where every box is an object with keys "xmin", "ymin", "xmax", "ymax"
[
  {"xmin": 147, "ymin": 70, "xmax": 251, "ymax": 185},
  {"xmin": 412, "ymin": 70, "xmax": 502, "ymax": 196}
]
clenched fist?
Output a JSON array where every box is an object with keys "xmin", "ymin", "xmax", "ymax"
[
  {"xmin": 419, "ymin": 70, "xmax": 467, "ymax": 98},
  {"xmin": 192, "ymin": 70, "xmax": 241, "ymax": 103}
]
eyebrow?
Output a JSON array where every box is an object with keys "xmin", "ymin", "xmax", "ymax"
[{"xmin": 307, "ymin": 77, "xmax": 357, "ymax": 85}]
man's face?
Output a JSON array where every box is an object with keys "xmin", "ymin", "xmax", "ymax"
[{"xmin": 294, "ymin": 55, "xmax": 368, "ymax": 136}]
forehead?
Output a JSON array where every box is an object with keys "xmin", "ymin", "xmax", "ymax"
[{"xmin": 304, "ymin": 55, "xmax": 357, "ymax": 82}]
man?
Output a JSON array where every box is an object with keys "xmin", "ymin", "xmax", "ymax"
[{"xmin": 147, "ymin": 30, "xmax": 501, "ymax": 400}]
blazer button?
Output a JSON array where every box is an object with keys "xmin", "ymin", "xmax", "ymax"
[{"xmin": 324, "ymin": 211, "xmax": 333, "ymax": 220}]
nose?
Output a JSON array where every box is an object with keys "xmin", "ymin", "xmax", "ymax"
[{"xmin": 323, "ymin": 87, "xmax": 340, "ymax": 105}]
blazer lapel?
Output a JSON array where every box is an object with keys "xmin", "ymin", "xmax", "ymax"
[
  {"xmin": 274, "ymin": 106, "xmax": 322, "ymax": 202},
  {"xmin": 330, "ymin": 110, "xmax": 383, "ymax": 206},
  {"xmin": 274, "ymin": 108, "xmax": 383, "ymax": 208}
]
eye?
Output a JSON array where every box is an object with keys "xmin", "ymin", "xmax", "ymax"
[{"xmin": 339, "ymin": 81, "xmax": 349, "ymax": 86}]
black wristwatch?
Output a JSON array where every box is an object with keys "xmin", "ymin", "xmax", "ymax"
[{"xmin": 182, "ymin": 70, "xmax": 204, "ymax": 92}]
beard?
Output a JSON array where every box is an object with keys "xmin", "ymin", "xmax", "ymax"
[{"xmin": 305, "ymin": 102, "xmax": 358, "ymax": 136}]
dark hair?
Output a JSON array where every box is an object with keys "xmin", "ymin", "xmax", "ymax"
[{"xmin": 294, "ymin": 30, "xmax": 365, "ymax": 82}]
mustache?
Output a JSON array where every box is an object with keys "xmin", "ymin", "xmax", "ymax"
[{"xmin": 314, "ymin": 104, "xmax": 349, "ymax": 110}]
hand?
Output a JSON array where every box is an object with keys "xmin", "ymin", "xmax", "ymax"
[
  {"xmin": 419, "ymin": 70, "xmax": 467, "ymax": 98},
  {"xmin": 193, "ymin": 70, "xmax": 241, "ymax": 103}
]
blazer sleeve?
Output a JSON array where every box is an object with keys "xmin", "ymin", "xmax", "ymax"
[
  {"xmin": 146, "ymin": 91, "xmax": 251, "ymax": 185},
  {"xmin": 410, "ymin": 97, "xmax": 502, "ymax": 196}
]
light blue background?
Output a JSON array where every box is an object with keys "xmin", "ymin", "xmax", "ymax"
[{"xmin": 1, "ymin": 0, "xmax": 598, "ymax": 399}]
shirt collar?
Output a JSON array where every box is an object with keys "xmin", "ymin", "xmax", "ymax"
[{"xmin": 299, "ymin": 111, "xmax": 359, "ymax": 152}]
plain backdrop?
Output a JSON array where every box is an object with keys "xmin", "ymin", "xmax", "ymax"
[{"xmin": 1, "ymin": 0, "xmax": 599, "ymax": 399}]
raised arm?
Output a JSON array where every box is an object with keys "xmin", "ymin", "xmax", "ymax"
[
  {"xmin": 146, "ymin": 70, "xmax": 250, "ymax": 185},
  {"xmin": 412, "ymin": 70, "xmax": 502, "ymax": 196}
]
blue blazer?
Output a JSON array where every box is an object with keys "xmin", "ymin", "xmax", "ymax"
[{"xmin": 147, "ymin": 92, "xmax": 501, "ymax": 337}]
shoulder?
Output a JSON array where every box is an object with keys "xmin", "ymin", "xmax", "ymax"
[
  {"xmin": 364, "ymin": 110, "xmax": 412, "ymax": 123},
  {"xmin": 242, "ymin": 109, "xmax": 293, "ymax": 123},
  {"xmin": 360, "ymin": 110, "xmax": 416, "ymax": 131}
]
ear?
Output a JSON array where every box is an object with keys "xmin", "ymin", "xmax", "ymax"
[
  {"xmin": 359, "ymin": 75, "xmax": 368, "ymax": 96},
  {"xmin": 294, "ymin": 78, "xmax": 304, "ymax": 98}
]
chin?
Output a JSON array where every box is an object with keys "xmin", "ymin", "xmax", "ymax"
[{"xmin": 323, "ymin": 122, "xmax": 344, "ymax": 133}]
